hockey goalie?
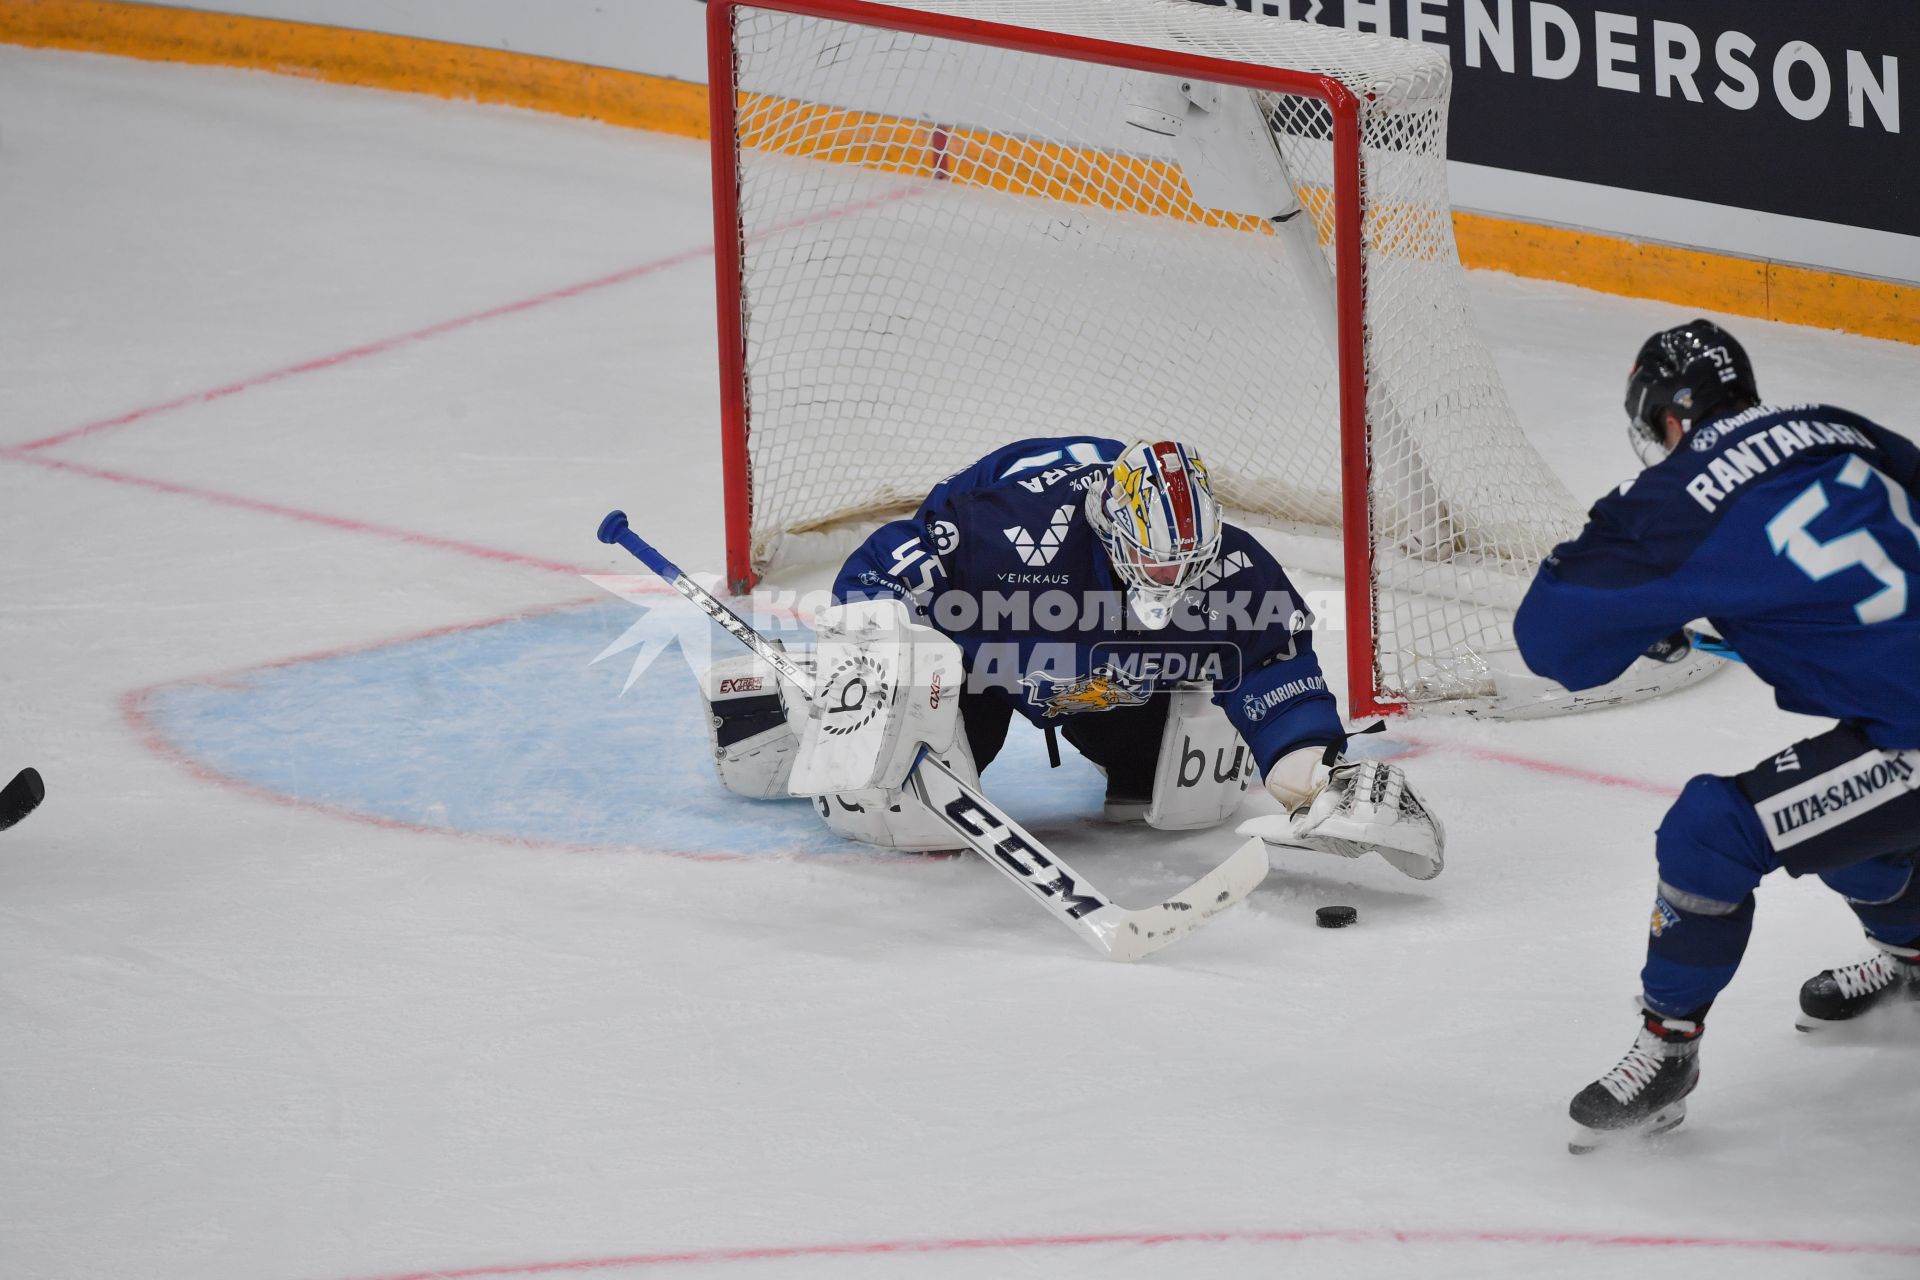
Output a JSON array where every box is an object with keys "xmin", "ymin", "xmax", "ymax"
[{"xmin": 700, "ymin": 436, "xmax": 1445, "ymax": 881}]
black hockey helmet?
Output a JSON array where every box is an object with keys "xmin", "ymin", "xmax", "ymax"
[{"xmin": 1623, "ymin": 320, "xmax": 1759, "ymax": 465}]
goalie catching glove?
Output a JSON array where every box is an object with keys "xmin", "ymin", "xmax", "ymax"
[{"xmin": 1239, "ymin": 746, "xmax": 1445, "ymax": 881}]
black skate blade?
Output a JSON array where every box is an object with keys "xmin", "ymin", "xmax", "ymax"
[
  {"xmin": 1794, "ymin": 1003, "xmax": 1920, "ymax": 1041},
  {"xmin": 1567, "ymin": 1101, "xmax": 1686, "ymax": 1155}
]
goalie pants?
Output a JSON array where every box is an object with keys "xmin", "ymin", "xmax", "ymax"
[
  {"xmin": 1642, "ymin": 721, "xmax": 1920, "ymax": 1018},
  {"xmin": 961, "ymin": 691, "xmax": 1170, "ymax": 797}
]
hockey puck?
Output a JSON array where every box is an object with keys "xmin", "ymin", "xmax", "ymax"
[{"xmin": 1315, "ymin": 905, "xmax": 1358, "ymax": 929}]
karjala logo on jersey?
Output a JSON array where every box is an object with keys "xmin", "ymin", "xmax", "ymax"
[{"xmin": 1241, "ymin": 675, "xmax": 1327, "ymax": 722}]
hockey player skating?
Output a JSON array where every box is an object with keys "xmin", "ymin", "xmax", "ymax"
[
  {"xmin": 700, "ymin": 437, "xmax": 1444, "ymax": 882},
  {"xmin": 1516, "ymin": 321, "xmax": 1920, "ymax": 1152}
]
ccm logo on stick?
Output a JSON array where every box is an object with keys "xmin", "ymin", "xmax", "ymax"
[{"xmin": 942, "ymin": 796, "xmax": 1104, "ymax": 919}]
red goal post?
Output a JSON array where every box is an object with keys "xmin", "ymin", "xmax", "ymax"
[
  {"xmin": 701, "ymin": 0, "xmax": 1714, "ymax": 719},
  {"xmin": 711, "ymin": 0, "xmax": 1380, "ymax": 711}
]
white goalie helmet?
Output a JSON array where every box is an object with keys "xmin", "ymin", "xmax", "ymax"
[{"xmin": 1086, "ymin": 439, "xmax": 1224, "ymax": 629}]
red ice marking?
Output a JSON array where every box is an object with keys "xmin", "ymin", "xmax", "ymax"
[
  {"xmin": 14, "ymin": 187, "xmax": 920, "ymax": 456},
  {"xmin": 342, "ymin": 1225, "xmax": 1920, "ymax": 1279},
  {"xmin": 1398, "ymin": 732, "xmax": 1679, "ymax": 798},
  {"xmin": 11, "ymin": 253, "xmax": 714, "ymax": 455},
  {"xmin": 1, "ymin": 450, "xmax": 594, "ymax": 578}
]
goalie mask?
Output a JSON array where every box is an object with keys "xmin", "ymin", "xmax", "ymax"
[
  {"xmin": 1624, "ymin": 319, "xmax": 1758, "ymax": 466},
  {"xmin": 1087, "ymin": 440, "xmax": 1223, "ymax": 630}
]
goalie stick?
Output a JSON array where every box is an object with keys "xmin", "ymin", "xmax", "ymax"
[
  {"xmin": 595, "ymin": 511, "xmax": 1267, "ymax": 961},
  {"xmin": 0, "ymin": 767, "xmax": 44, "ymax": 833}
]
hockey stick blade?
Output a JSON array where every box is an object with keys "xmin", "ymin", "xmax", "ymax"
[
  {"xmin": 0, "ymin": 767, "xmax": 45, "ymax": 833},
  {"xmin": 1095, "ymin": 836, "xmax": 1269, "ymax": 962},
  {"xmin": 912, "ymin": 756, "xmax": 1267, "ymax": 962}
]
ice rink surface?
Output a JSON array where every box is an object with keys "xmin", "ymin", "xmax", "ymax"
[{"xmin": 3, "ymin": 46, "xmax": 1918, "ymax": 1280}]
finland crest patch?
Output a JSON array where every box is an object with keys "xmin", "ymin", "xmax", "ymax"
[{"xmin": 1650, "ymin": 897, "xmax": 1682, "ymax": 937}]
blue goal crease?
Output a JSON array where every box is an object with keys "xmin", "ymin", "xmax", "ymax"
[{"xmin": 141, "ymin": 601, "xmax": 1104, "ymax": 857}]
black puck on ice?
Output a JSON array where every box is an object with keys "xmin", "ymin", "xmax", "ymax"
[{"xmin": 1315, "ymin": 905, "xmax": 1358, "ymax": 929}]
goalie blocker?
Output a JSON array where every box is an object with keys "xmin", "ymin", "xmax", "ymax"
[{"xmin": 701, "ymin": 600, "xmax": 1443, "ymax": 878}]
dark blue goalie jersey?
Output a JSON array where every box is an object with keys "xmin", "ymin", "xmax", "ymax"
[
  {"xmin": 833, "ymin": 436, "xmax": 1345, "ymax": 773},
  {"xmin": 1517, "ymin": 404, "xmax": 1920, "ymax": 749}
]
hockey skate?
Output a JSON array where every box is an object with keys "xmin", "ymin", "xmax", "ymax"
[
  {"xmin": 1796, "ymin": 948, "xmax": 1920, "ymax": 1031},
  {"xmin": 1568, "ymin": 1011, "xmax": 1701, "ymax": 1154}
]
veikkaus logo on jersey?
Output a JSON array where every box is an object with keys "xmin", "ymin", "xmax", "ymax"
[
  {"xmin": 930, "ymin": 520, "xmax": 960, "ymax": 556},
  {"xmin": 1690, "ymin": 424, "xmax": 1721, "ymax": 452},
  {"xmin": 1004, "ymin": 504, "xmax": 1076, "ymax": 567},
  {"xmin": 1240, "ymin": 675, "xmax": 1327, "ymax": 723},
  {"xmin": 1188, "ymin": 550, "xmax": 1252, "ymax": 592}
]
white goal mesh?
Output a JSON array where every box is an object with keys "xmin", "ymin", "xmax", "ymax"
[{"xmin": 713, "ymin": 0, "xmax": 1588, "ymax": 711}]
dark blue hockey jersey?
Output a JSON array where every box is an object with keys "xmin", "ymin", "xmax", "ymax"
[
  {"xmin": 833, "ymin": 436, "xmax": 1345, "ymax": 772},
  {"xmin": 1517, "ymin": 404, "xmax": 1920, "ymax": 749}
]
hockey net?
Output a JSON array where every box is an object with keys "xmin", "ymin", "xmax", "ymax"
[{"xmin": 707, "ymin": 0, "xmax": 1704, "ymax": 716}]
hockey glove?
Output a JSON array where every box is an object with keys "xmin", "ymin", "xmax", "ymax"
[{"xmin": 1241, "ymin": 760, "xmax": 1445, "ymax": 881}]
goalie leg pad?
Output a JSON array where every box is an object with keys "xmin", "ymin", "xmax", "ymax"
[
  {"xmin": 701, "ymin": 654, "xmax": 800, "ymax": 799},
  {"xmin": 1144, "ymin": 687, "xmax": 1255, "ymax": 831},
  {"xmin": 812, "ymin": 731, "xmax": 981, "ymax": 852}
]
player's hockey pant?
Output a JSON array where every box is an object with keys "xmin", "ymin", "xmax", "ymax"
[
  {"xmin": 1643, "ymin": 722, "xmax": 1920, "ymax": 1018},
  {"xmin": 960, "ymin": 691, "xmax": 1170, "ymax": 796}
]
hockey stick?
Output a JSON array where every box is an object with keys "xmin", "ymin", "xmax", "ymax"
[
  {"xmin": 595, "ymin": 511, "xmax": 1267, "ymax": 961},
  {"xmin": 0, "ymin": 767, "xmax": 44, "ymax": 833}
]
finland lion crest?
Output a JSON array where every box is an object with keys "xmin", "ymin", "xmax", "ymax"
[{"xmin": 1021, "ymin": 664, "xmax": 1148, "ymax": 719}]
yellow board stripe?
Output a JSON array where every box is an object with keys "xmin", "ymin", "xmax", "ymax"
[
  {"xmin": 735, "ymin": 97, "xmax": 1283, "ymax": 233},
  {"xmin": 0, "ymin": 0, "xmax": 710, "ymax": 138},
  {"xmin": 3, "ymin": 0, "xmax": 1914, "ymax": 345},
  {"xmin": 1454, "ymin": 214, "xmax": 1919, "ymax": 346}
]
